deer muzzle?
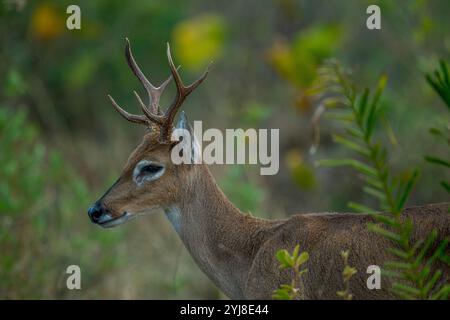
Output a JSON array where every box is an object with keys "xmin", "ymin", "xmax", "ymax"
[{"xmin": 87, "ymin": 201, "xmax": 131, "ymax": 228}]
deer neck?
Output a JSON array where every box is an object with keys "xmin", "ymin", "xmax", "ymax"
[{"xmin": 164, "ymin": 165, "xmax": 269, "ymax": 298}]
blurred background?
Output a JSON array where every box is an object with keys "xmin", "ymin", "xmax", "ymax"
[{"xmin": 0, "ymin": 0, "xmax": 449, "ymax": 299}]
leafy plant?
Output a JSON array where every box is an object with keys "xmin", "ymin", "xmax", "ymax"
[
  {"xmin": 426, "ymin": 60, "xmax": 450, "ymax": 110},
  {"xmin": 314, "ymin": 61, "xmax": 450, "ymax": 299},
  {"xmin": 267, "ymin": 25, "xmax": 342, "ymax": 89},
  {"xmin": 266, "ymin": 25, "xmax": 342, "ymax": 113},
  {"xmin": 272, "ymin": 244, "xmax": 309, "ymax": 300},
  {"xmin": 0, "ymin": 108, "xmax": 45, "ymax": 214},
  {"xmin": 336, "ymin": 250, "xmax": 357, "ymax": 300},
  {"xmin": 425, "ymin": 60, "xmax": 450, "ymax": 193},
  {"xmin": 0, "ymin": 107, "xmax": 124, "ymax": 298}
]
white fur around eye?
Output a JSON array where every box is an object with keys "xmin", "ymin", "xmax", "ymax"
[{"xmin": 133, "ymin": 160, "xmax": 165, "ymax": 186}]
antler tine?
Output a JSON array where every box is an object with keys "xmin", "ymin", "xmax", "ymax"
[
  {"xmin": 133, "ymin": 91, "xmax": 164, "ymax": 125},
  {"xmin": 162, "ymin": 42, "xmax": 211, "ymax": 139},
  {"xmin": 125, "ymin": 38, "xmax": 154, "ymax": 94},
  {"xmin": 149, "ymin": 73, "xmax": 172, "ymax": 115},
  {"xmin": 109, "ymin": 40, "xmax": 211, "ymax": 139},
  {"xmin": 125, "ymin": 38, "xmax": 172, "ymax": 116},
  {"xmin": 108, "ymin": 94, "xmax": 148, "ymax": 125}
]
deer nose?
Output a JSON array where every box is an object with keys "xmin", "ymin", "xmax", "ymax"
[{"xmin": 88, "ymin": 202, "xmax": 105, "ymax": 223}]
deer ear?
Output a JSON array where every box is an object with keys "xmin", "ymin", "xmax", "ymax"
[
  {"xmin": 176, "ymin": 111, "xmax": 190, "ymax": 131},
  {"xmin": 175, "ymin": 111, "xmax": 195, "ymax": 138},
  {"xmin": 171, "ymin": 111, "xmax": 201, "ymax": 164}
]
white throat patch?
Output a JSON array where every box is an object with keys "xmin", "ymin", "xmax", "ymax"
[{"xmin": 164, "ymin": 206, "xmax": 182, "ymax": 234}]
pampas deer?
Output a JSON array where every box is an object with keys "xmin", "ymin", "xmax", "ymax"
[{"xmin": 88, "ymin": 39, "xmax": 450, "ymax": 299}]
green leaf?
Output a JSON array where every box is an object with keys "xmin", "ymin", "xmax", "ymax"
[
  {"xmin": 426, "ymin": 60, "xmax": 450, "ymax": 109},
  {"xmin": 380, "ymin": 116, "xmax": 398, "ymax": 147},
  {"xmin": 431, "ymin": 284, "xmax": 450, "ymax": 300},
  {"xmin": 276, "ymin": 249, "xmax": 293, "ymax": 269},
  {"xmin": 298, "ymin": 268, "xmax": 308, "ymax": 275},
  {"xmin": 343, "ymin": 265, "xmax": 357, "ymax": 280},
  {"xmin": 394, "ymin": 283, "xmax": 421, "ymax": 295},
  {"xmin": 336, "ymin": 290, "xmax": 349, "ymax": 299},
  {"xmin": 364, "ymin": 176, "xmax": 383, "ymax": 190},
  {"xmin": 332, "ymin": 134, "xmax": 371, "ymax": 156},
  {"xmin": 363, "ymin": 186, "xmax": 386, "ymax": 202},
  {"xmin": 348, "ymin": 201, "xmax": 377, "ymax": 214},
  {"xmin": 391, "ymin": 283, "xmax": 419, "ymax": 300},
  {"xmin": 387, "ymin": 247, "xmax": 410, "ymax": 260},
  {"xmin": 316, "ymin": 158, "xmax": 377, "ymax": 177},
  {"xmin": 441, "ymin": 181, "xmax": 450, "ymax": 193},
  {"xmin": 395, "ymin": 169, "xmax": 419, "ymax": 211},
  {"xmin": 414, "ymin": 230, "xmax": 437, "ymax": 266},
  {"xmin": 425, "ymin": 156, "xmax": 450, "ymax": 168},
  {"xmin": 324, "ymin": 111, "xmax": 355, "ymax": 122},
  {"xmin": 381, "ymin": 269, "xmax": 403, "ymax": 279},
  {"xmin": 341, "ymin": 250, "xmax": 349, "ymax": 260},
  {"xmin": 345, "ymin": 127, "xmax": 364, "ymax": 139},
  {"xmin": 296, "ymin": 251, "xmax": 309, "ymax": 268},
  {"xmin": 272, "ymin": 288, "xmax": 293, "ymax": 300},
  {"xmin": 292, "ymin": 245, "xmax": 300, "ymax": 260},
  {"xmin": 367, "ymin": 223, "xmax": 403, "ymax": 243},
  {"xmin": 280, "ymin": 284, "xmax": 294, "ymax": 290},
  {"xmin": 440, "ymin": 60, "xmax": 449, "ymax": 84},
  {"xmin": 431, "ymin": 238, "xmax": 449, "ymax": 263},
  {"xmin": 428, "ymin": 127, "xmax": 447, "ymax": 142},
  {"xmin": 385, "ymin": 261, "xmax": 412, "ymax": 270},
  {"xmin": 365, "ymin": 74, "xmax": 387, "ymax": 139},
  {"xmin": 357, "ymin": 88, "xmax": 370, "ymax": 117},
  {"xmin": 423, "ymin": 270, "xmax": 442, "ymax": 297},
  {"xmin": 371, "ymin": 213, "xmax": 401, "ymax": 228}
]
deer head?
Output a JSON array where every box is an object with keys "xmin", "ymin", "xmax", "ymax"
[{"xmin": 87, "ymin": 39, "xmax": 210, "ymax": 228}]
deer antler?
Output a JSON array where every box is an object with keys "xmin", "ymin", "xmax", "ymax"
[{"xmin": 108, "ymin": 38, "xmax": 211, "ymax": 143}]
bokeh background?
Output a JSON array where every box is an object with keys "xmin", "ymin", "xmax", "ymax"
[{"xmin": 0, "ymin": 0, "xmax": 449, "ymax": 299}]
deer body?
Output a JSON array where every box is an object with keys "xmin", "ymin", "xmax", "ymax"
[
  {"xmin": 160, "ymin": 162, "xmax": 449, "ymax": 299},
  {"xmin": 88, "ymin": 39, "xmax": 449, "ymax": 299}
]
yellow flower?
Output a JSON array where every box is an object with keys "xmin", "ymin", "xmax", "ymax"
[{"xmin": 31, "ymin": 3, "xmax": 64, "ymax": 41}]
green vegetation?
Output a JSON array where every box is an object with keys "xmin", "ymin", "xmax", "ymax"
[
  {"xmin": 426, "ymin": 61, "xmax": 450, "ymax": 111},
  {"xmin": 425, "ymin": 61, "xmax": 450, "ymax": 193},
  {"xmin": 1, "ymin": 0, "xmax": 449, "ymax": 299},
  {"xmin": 274, "ymin": 59, "xmax": 449, "ymax": 300},
  {"xmin": 336, "ymin": 250, "xmax": 358, "ymax": 300},
  {"xmin": 0, "ymin": 108, "xmax": 124, "ymax": 298},
  {"xmin": 315, "ymin": 61, "xmax": 449, "ymax": 299},
  {"xmin": 272, "ymin": 245, "xmax": 309, "ymax": 300}
]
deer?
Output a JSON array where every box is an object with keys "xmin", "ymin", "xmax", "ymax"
[{"xmin": 87, "ymin": 39, "xmax": 450, "ymax": 300}]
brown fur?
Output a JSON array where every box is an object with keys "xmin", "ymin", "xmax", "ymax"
[{"xmin": 98, "ymin": 132, "xmax": 450, "ymax": 299}]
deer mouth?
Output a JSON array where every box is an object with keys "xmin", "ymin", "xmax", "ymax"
[{"xmin": 98, "ymin": 212, "xmax": 133, "ymax": 228}]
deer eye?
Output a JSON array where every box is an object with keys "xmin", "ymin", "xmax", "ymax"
[
  {"xmin": 141, "ymin": 164, "xmax": 163, "ymax": 174},
  {"xmin": 133, "ymin": 160, "xmax": 165, "ymax": 186}
]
